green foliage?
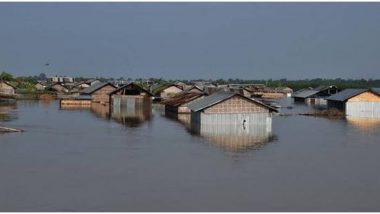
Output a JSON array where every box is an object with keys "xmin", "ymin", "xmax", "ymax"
[{"xmin": 0, "ymin": 71, "xmax": 14, "ymax": 81}]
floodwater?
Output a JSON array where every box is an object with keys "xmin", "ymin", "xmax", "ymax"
[{"xmin": 1, "ymin": 98, "xmax": 380, "ymax": 211}]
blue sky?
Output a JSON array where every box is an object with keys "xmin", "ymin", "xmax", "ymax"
[{"xmin": 1, "ymin": 3, "xmax": 380, "ymax": 79}]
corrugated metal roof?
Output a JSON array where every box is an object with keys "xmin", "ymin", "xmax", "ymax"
[
  {"xmin": 372, "ymin": 88, "xmax": 380, "ymax": 95},
  {"xmin": 292, "ymin": 89, "xmax": 320, "ymax": 98},
  {"xmin": 188, "ymin": 91, "xmax": 277, "ymax": 112},
  {"xmin": 326, "ymin": 88, "xmax": 368, "ymax": 101},
  {"xmin": 109, "ymin": 82, "xmax": 153, "ymax": 96},
  {"xmin": 80, "ymin": 82, "xmax": 115, "ymax": 95},
  {"xmin": 162, "ymin": 92, "xmax": 205, "ymax": 107}
]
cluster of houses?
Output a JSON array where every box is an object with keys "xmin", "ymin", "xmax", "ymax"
[
  {"xmin": 57, "ymin": 80, "xmax": 281, "ymax": 151},
  {"xmin": 35, "ymin": 77, "xmax": 103, "ymax": 95},
  {"xmin": 292, "ymin": 85, "xmax": 380, "ymax": 118}
]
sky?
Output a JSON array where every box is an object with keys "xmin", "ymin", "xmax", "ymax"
[{"xmin": 1, "ymin": 2, "xmax": 380, "ymax": 80}]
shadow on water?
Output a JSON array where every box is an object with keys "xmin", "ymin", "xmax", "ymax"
[{"xmin": 190, "ymin": 121, "xmax": 277, "ymax": 154}]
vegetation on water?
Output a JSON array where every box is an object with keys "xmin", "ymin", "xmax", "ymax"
[{"xmin": 300, "ymin": 108, "xmax": 345, "ymax": 119}]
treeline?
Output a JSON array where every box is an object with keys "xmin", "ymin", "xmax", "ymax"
[
  {"xmin": 154, "ymin": 78, "xmax": 380, "ymax": 91},
  {"xmin": 2, "ymin": 71, "xmax": 380, "ymax": 91}
]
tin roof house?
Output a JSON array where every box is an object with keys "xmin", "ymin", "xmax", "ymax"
[
  {"xmin": 81, "ymin": 82, "xmax": 117, "ymax": 104},
  {"xmin": 109, "ymin": 82, "xmax": 153, "ymax": 114},
  {"xmin": 0, "ymin": 80, "xmax": 16, "ymax": 102},
  {"xmin": 292, "ymin": 85, "xmax": 339, "ymax": 105},
  {"xmin": 326, "ymin": 88, "xmax": 380, "ymax": 118},
  {"xmin": 188, "ymin": 91, "xmax": 277, "ymax": 137},
  {"xmin": 153, "ymin": 84, "xmax": 184, "ymax": 101},
  {"xmin": 0, "ymin": 80, "xmax": 16, "ymax": 95},
  {"xmin": 162, "ymin": 91, "xmax": 207, "ymax": 114}
]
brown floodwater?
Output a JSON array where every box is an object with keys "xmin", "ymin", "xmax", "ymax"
[{"xmin": 0, "ymin": 99, "xmax": 380, "ymax": 211}]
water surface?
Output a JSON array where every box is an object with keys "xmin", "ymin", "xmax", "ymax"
[{"xmin": 1, "ymin": 99, "xmax": 380, "ymax": 211}]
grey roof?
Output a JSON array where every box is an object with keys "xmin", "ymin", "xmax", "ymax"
[
  {"xmin": 80, "ymin": 82, "xmax": 115, "ymax": 94},
  {"xmin": 326, "ymin": 89, "xmax": 368, "ymax": 101},
  {"xmin": 372, "ymin": 88, "xmax": 380, "ymax": 95},
  {"xmin": 187, "ymin": 91, "xmax": 277, "ymax": 112},
  {"xmin": 313, "ymin": 85, "xmax": 337, "ymax": 91},
  {"xmin": 292, "ymin": 89, "xmax": 320, "ymax": 98}
]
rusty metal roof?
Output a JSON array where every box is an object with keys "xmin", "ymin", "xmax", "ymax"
[
  {"xmin": 109, "ymin": 82, "xmax": 153, "ymax": 96},
  {"xmin": 161, "ymin": 92, "xmax": 206, "ymax": 107}
]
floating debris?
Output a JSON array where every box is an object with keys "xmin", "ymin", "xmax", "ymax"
[
  {"xmin": 0, "ymin": 126, "xmax": 24, "ymax": 133},
  {"xmin": 299, "ymin": 108, "xmax": 345, "ymax": 119}
]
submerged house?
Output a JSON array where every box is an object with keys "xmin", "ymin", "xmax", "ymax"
[
  {"xmin": 0, "ymin": 80, "xmax": 16, "ymax": 102},
  {"xmin": 153, "ymin": 84, "xmax": 184, "ymax": 100},
  {"xmin": 109, "ymin": 82, "xmax": 153, "ymax": 110},
  {"xmin": 292, "ymin": 85, "xmax": 339, "ymax": 105},
  {"xmin": 185, "ymin": 85, "xmax": 204, "ymax": 93},
  {"xmin": 50, "ymin": 83, "xmax": 69, "ymax": 94},
  {"xmin": 326, "ymin": 89, "xmax": 380, "ymax": 118},
  {"xmin": 81, "ymin": 82, "xmax": 117, "ymax": 104},
  {"xmin": 275, "ymin": 87, "xmax": 293, "ymax": 97},
  {"xmin": 162, "ymin": 92, "xmax": 206, "ymax": 114},
  {"xmin": 0, "ymin": 80, "xmax": 16, "ymax": 95},
  {"xmin": 35, "ymin": 82, "xmax": 47, "ymax": 91},
  {"xmin": 188, "ymin": 91, "xmax": 277, "ymax": 132},
  {"xmin": 59, "ymin": 95, "xmax": 92, "ymax": 109}
]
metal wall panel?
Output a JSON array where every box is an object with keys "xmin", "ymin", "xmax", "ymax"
[
  {"xmin": 346, "ymin": 102, "xmax": 380, "ymax": 118},
  {"xmin": 200, "ymin": 112, "xmax": 272, "ymax": 128}
]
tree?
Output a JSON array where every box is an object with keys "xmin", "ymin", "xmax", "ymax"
[
  {"xmin": 0, "ymin": 71, "xmax": 14, "ymax": 81},
  {"xmin": 38, "ymin": 73, "xmax": 47, "ymax": 81}
]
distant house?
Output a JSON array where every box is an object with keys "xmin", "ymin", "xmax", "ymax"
[
  {"xmin": 228, "ymin": 87, "xmax": 252, "ymax": 98},
  {"xmin": 60, "ymin": 95, "xmax": 92, "ymax": 109},
  {"xmin": 185, "ymin": 85, "xmax": 204, "ymax": 93},
  {"xmin": 74, "ymin": 82, "xmax": 90, "ymax": 90},
  {"xmin": 85, "ymin": 79, "xmax": 101, "ymax": 86},
  {"xmin": 35, "ymin": 82, "xmax": 47, "ymax": 91},
  {"xmin": 81, "ymin": 82, "xmax": 117, "ymax": 104},
  {"xmin": 326, "ymin": 89, "xmax": 380, "ymax": 118},
  {"xmin": 0, "ymin": 80, "xmax": 16, "ymax": 95},
  {"xmin": 50, "ymin": 83, "xmax": 69, "ymax": 94},
  {"xmin": 162, "ymin": 91, "xmax": 206, "ymax": 114},
  {"xmin": 174, "ymin": 81, "xmax": 188, "ymax": 88},
  {"xmin": 109, "ymin": 82, "xmax": 153, "ymax": 110},
  {"xmin": 188, "ymin": 91, "xmax": 277, "ymax": 132},
  {"xmin": 47, "ymin": 76, "xmax": 74, "ymax": 84},
  {"xmin": 275, "ymin": 87, "xmax": 293, "ymax": 97},
  {"xmin": 292, "ymin": 85, "xmax": 339, "ymax": 105},
  {"xmin": 153, "ymin": 84, "xmax": 184, "ymax": 100}
]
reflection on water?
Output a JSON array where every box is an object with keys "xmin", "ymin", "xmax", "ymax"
[
  {"xmin": 90, "ymin": 103, "xmax": 111, "ymax": 120},
  {"xmin": 346, "ymin": 116, "xmax": 380, "ymax": 133},
  {"xmin": 192, "ymin": 122, "xmax": 275, "ymax": 153},
  {"xmin": 0, "ymin": 103, "xmax": 17, "ymax": 122},
  {"xmin": 111, "ymin": 103, "xmax": 152, "ymax": 127},
  {"xmin": 88, "ymin": 103, "xmax": 152, "ymax": 128}
]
